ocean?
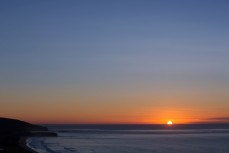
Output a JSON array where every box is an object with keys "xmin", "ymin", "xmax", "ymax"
[{"xmin": 27, "ymin": 124, "xmax": 229, "ymax": 153}]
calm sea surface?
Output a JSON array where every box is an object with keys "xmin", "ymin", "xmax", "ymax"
[{"xmin": 27, "ymin": 124, "xmax": 229, "ymax": 153}]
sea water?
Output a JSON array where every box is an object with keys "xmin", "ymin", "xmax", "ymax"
[{"xmin": 27, "ymin": 124, "xmax": 229, "ymax": 153}]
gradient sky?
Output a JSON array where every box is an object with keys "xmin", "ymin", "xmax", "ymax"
[{"xmin": 1, "ymin": 0, "xmax": 229, "ymax": 124}]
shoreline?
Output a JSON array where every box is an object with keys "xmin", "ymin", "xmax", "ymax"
[
  {"xmin": 0, "ymin": 118, "xmax": 57, "ymax": 153},
  {"xmin": 0, "ymin": 132, "xmax": 57, "ymax": 153},
  {"xmin": 18, "ymin": 137, "xmax": 39, "ymax": 153},
  {"xmin": 0, "ymin": 137, "xmax": 38, "ymax": 153}
]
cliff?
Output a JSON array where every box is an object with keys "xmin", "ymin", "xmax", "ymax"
[{"xmin": 0, "ymin": 117, "xmax": 56, "ymax": 145}]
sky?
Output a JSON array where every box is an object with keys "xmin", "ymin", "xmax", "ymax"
[{"xmin": 1, "ymin": 0, "xmax": 229, "ymax": 124}]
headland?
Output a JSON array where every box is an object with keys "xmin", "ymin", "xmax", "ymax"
[{"xmin": 0, "ymin": 117, "xmax": 57, "ymax": 153}]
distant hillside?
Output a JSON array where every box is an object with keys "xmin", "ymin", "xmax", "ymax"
[
  {"xmin": 0, "ymin": 117, "xmax": 47, "ymax": 133},
  {"xmin": 0, "ymin": 117, "xmax": 51, "ymax": 145}
]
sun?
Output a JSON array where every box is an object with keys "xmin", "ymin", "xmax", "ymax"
[{"xmin": 167, "ymin": 120, "xmax": 173, "ymax": 125}]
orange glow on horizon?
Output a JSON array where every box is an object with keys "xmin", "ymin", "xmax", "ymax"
[{"xmin": 1, "ymin": 81, "xmax": 229, "ymax": 125}]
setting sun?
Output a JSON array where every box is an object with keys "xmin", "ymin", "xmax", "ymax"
[{"xmin": 167, "ymin": 121, "xmax": 173, "ymax": 125}]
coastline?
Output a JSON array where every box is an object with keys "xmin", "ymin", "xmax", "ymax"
[
  {"xmin": 18, "ymin": 137, "xmax": 39, "ymax": 153},
  {"xmin": 0, "ymin": 137, "xmax": 38, "ymax": 153},
  {"xmin": 0, "ymin": 132, "xmax": 57, "ymax": 153},
  {"xmin": 0, "ymin": 118, "xmax": 57, "ymax": 153}
]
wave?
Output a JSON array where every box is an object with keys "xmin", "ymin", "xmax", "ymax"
[{"xmin": 27, "ymin": 138, "xmax": 60, "ymax": 153}]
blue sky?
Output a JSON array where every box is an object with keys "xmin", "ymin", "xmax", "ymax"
[{"xmin": 1, "ymin": 0, "xmax": 229, "ymax": 123}]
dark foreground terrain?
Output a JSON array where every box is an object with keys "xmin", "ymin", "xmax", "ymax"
[{"xmin": 0, "ymin": 117, "xmax": 56, "ymax": 153}]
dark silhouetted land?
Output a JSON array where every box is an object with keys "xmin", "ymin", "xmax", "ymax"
[{"xmin": 0, "ymin": 117, "xmax": 56, "ymax": 153}]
